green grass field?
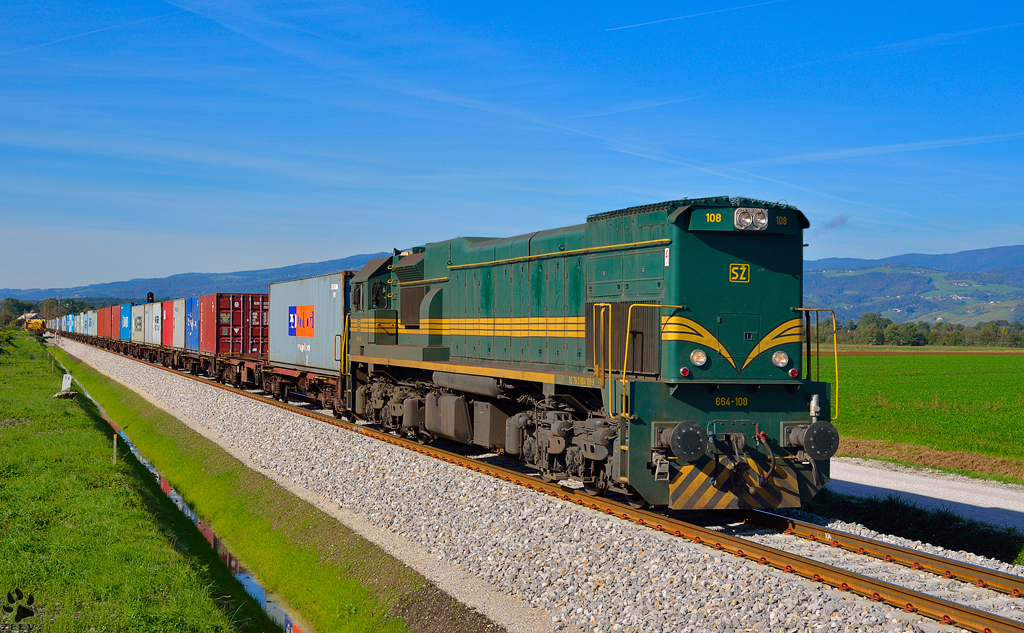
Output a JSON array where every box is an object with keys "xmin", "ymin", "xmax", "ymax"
[
  {"xmin": 48, "ymin": 344, "xmax": 413, "ymax": 633},
  {"xmin": 818, "ymin": 353, "xmax": 1024, "ymax": 460},
  {"xmin": 0, "ymin": 331, "xmax": 276, "ymax": 632}
]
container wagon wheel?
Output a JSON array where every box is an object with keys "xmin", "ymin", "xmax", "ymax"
[{"xmin": 584, "ymin": 478, "xmax": 608, "ymax": 497}]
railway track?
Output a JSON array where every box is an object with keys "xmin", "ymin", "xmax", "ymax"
[{"xmin": 66, "ymin": 339, "xmax": 1024, "ymax": 633}]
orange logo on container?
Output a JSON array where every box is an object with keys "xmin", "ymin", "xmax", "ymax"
[{"xmin": 289, "ymin": 305, "xmax": 315, "ymax": 337}]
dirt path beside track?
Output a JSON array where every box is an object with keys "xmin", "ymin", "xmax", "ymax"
[{"xmin": 839, "ymin": 438, "xmax": 1024, "ymax": 482}]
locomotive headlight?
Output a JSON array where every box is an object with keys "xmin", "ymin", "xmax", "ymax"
[
  {"xmin": 735, "ymin": 210, "xmax": 752, "ymax": 228},
  {"xmin": 753, "ymin": 210, "xmax": 768, "ymax": 229},
  {"xmin": 690, "ymin": 349, "xmax": 707, "ymax": 366},
  {"xmin": 772, "ymin": 350, "xmax": 790, "ymax": 367}
]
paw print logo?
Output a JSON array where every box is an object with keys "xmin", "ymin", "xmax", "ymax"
[{"xmin": 2, "ymin": 588, "xmax": 35, "ymax": 623}]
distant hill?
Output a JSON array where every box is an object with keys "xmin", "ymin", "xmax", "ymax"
[
  {"xmin": 804, "ymin": 245, "xmax": 1024, "ymax": 325},
  {"xmin": 0, "ymin": 252, "xmax": 389, "ymax": 301},
  {"xmin": 806, "ymin": 245, "xmax": 1024, "ymax": 273}
]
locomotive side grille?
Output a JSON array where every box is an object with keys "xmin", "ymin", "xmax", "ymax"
[
  {"xmin": 585, "ymin": 302, "xmax": 660, "ymax": 376},
  {"xmin": 400, "ymin": 286, "xmax": 426, "ymax": 328}
]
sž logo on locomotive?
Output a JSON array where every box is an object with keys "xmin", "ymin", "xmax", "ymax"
[{"xmin": 288, "ymin": 305, "xmax": 315, "ymax": 337}]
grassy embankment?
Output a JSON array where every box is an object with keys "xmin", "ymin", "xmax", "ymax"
[
  {"xmin": 803, "ymin": 352, "xmax": 1024, "ymax": 564},
  {"xmin": 0, "ymin": 330, "xmax": 279, "ymax": 632},
  {"xmin": 49, "ymin": 341, "xmax": 501, "ymax": 633}
]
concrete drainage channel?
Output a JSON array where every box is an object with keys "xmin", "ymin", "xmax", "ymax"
[{"xmin": 50, "ymin": 351, "xmax": 312, "ymax": 633}]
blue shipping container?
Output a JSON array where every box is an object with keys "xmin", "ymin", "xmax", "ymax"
[
  {"xmin": 120, "ymin": 303, "xmax": 133, "ymax": 340},
  {"xmin": 185, "ymin": 297, "xmax": 201, "ymax": 351}
]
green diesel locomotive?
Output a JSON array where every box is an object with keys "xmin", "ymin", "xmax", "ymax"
[{"xmin": 345, "ymin": 196, "xmax": 839, "ymax": 510}]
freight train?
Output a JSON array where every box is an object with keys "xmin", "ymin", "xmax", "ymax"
[{"xmin": 53, "ymin": 196, "xmax": 840, "ymax": 511}]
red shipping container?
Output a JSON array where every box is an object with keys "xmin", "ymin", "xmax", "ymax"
[
  {"xmin": 199, "ymin": 293, "xmax": 269, "ymax": 356},
  {"xmin": 97, "ymin": 306, "xmax": 112, "ymax": 339},
  {"xmin": 161, "ymin": 300, "xmax": 174, "ymax": 347}
]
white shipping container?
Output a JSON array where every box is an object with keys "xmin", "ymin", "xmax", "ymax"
[
  {"xmin": 131, "ymin": 305, "xmax": 145, "ymax": 343},
  {"xmin": 172, "ymin": 298, "xmax": 186, "ymax": 349},
  {"xmin": 145, "ymin": 303, "xmax": 162, "ymax": 345}
]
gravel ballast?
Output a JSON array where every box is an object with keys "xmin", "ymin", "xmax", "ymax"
[{"xmin": 59, "ymin": 339, "xmax": 1004, "ymax": 633}]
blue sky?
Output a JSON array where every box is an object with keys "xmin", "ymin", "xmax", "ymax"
[{"xmin": 2, "ymin": 1, "xmax": 1022, "ymax": 288}]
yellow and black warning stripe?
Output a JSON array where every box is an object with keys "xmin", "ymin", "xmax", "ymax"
[{"xmin": 667, "ymin": 455, "xmax": 803, "ymax": 510}]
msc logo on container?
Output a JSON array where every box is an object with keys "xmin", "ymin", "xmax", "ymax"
[{"xmin": 288, "ymin": 305, "xmax": 315, "ymax": 337}]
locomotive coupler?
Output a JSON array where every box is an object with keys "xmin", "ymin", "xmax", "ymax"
[{"xmin": 651, "ymin": 452, "xmax": 670, "ymax": 482}]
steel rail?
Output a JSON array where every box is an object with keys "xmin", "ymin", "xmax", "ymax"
[
  {"xmin": 65, "ymin": 337, "xmax": 1024, "ymax": 633},
  {"xmin": 750, "ymin": 510, "xmax": 1024, "ymax": 598}
]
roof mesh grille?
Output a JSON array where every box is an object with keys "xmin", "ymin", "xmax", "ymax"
[{"xmin": 586, "ymin": 196, "xmax": 798, "ymax": 223}]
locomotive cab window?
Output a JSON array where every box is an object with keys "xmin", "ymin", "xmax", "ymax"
[
  {"xmin": 371, "ymin": 280, "xmax": 388, "ymax": 309},
  {"xmin": 352, "ymin": 283, "xmax": 363, "ymax": 312}
]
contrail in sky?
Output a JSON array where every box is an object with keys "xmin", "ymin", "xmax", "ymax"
[
  {"xmin": 608, "ymin": 0, "xmax": 788, "ymax": 31},
  {"xmin": 3, "ymin": 10, "xmax": 187, "ymax": 56}
]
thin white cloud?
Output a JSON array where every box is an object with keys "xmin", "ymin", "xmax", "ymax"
[
  {"xmin": 9, "ymin": 0, "xmax": 1003, "ymax": 253},
  {"xmin": 1, "ymin": 10, "xmax": 188, "ymax": 57},
  {"xmin": 754, "ymin": 132, "xmax": 1024, "ymax": 165},
  {"xmin": 567, "ymin": 97, "xmax": 698, "ymax": 119},
  {"xmin": 757, "ymin": 22, "xmax": 1024, "ymax": 77},
  {"xmin": 608, "ymin": 0, "xmax": 788, "ymax": 31},
  {"xmin": 852, "ymin": 23, "xmax": 1024, "ymax": 58}
]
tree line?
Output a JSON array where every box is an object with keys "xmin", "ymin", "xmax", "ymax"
[
  {"xmin": 0, "ymin": 297, "xmax": 123, "ymax": 328},
  {"xmin": 824, "ymin": 313, "xmax": 1024, "ymax": 347}
]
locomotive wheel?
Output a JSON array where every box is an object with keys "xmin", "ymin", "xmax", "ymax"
[
  {"xmin": 626, "ymin": 488, "xmax": 650, "ymax": 509},
  {"xmin": 584, "ymin": 480, "xmax": 608, "ymax": 497},
  {"xmin": 416, "ymin": 432, "xmax": 433, "ymax": 445}
]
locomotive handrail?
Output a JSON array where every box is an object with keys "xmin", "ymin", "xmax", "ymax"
[
  {"xmin": 592, "ymin": 303, "xmax": 612, "ymax": 381},
  {"xmin": 338, "ymin": 314, "xmax": 351, "ymax": 376},
  {"xmin": 591, "ymin": 303, "xmax": 617, "ymax": 418},
  {"xmin": 795, "ymin": 308, "xmax": 839, "ymax": 421},
  {"xmin": 619, "ymin": 303, "xmax": 684, "ymax": 418},
  {"xmin": 398, "ymin": 276, "xmax": 450, "ymax": 287},
  {"xmin": 446, "ymin": 238, "xmax": 671, "ymax": 271}
]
